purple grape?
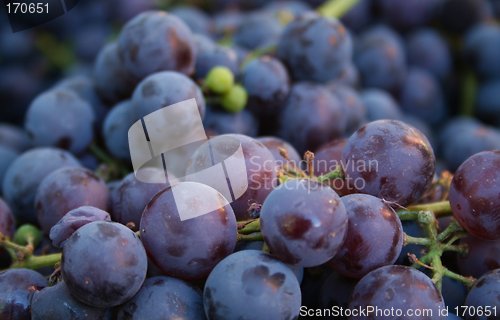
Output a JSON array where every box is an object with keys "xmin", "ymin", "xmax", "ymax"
[
  {"xmin": 341, "ymin": 0, "xmax": 373, "ymax": 32},
  {"xmin": 257, "ymin": 136, "xmax": 302, "ymax": 168},
  {"xmin": 329, "ymin": 194, "xmax": 403, "ymax": 278},
  {"xmin": 342, "ymin": 120, "xmax": 435, "ymax": 206},
  {"xmin": 277, "ymin": 13, "xmax": 352, "ymax": 82},
  {"xmin": 464, "ymin": 23, "xmax": 500, "ymax": 79},
  {"xmin": 0, "ymin": 269, "xmax": 47, "ymax": 320},
  {"xmin": 260, "ymin": 179, "xmax": 348, "ymax": 267},
  {"xmin": 464, "ymin": 269, "xmax": 499, "ymax": 320},
  {"xmin": 0, "ymin": 146, "xmax": 17, "ymax": 194},
  {"xmin": 203, "ymin": 250, "xmax": 301, "ymax": 320},
  {"xmin": 0, "ymin": 123, "xmax": 32, "ymax": 152},
  {"xmin": 131, "ymin": 71, "xmax": 205, "ymax": 119},
  {"xmin": 109, "ymin": 168, "xmax": 165, "ymax": 228},
  {"xmin": 0, "ymin": 198, "xmax": 15, "ymax": 237},
  {"xmin": 186, "ymin": 134, "xmax": 277, "ymax": 220},
  {"xmin": 140, "ymin": 183, "xmax": 237, "ymax": 280},
  {"xmin": 234, "ymin": 12, "xmax": 283, "ymax": 50},
  {"xmin": 117, "ymin": 11, "xmax": 196, "ymax": 79},
  {"xmin": 449, "ymin": 151, "xmax": 500, "ymax": 240},
  {"xmin": 329, "ymin": 84, "xmax": 367, "ymax": 134},
  {"xmin": 203, "ymin": 107, "xmax": 259, "ymax": 137},
  {"xmin": 102, "ymin": 100, "xmax": 136, "ymax": 159},
  {"xmin": 62, "ymin": 221, "xmax": 147, "ymax": 308},
  {"xmin": 361, "ymin": 89, "xmax": 403, "ymax": 121},
  {"xmin": 2, "ymin": 148, "xmax": 81, "ymax": 224},
  {"xmin": 457, "ymin": 236, "xmax": 500, "ymax": 278},
  {"xmin": 117, "ymin": 276, "xmax": 205, "ymax": 319},
  {"xmin": 93, "ymin": 42, "xmax": 138, "ymax": 104},
  {"xmin": 172, "ymin": 6, "xmax": 213, "ymax": 36},
  {"xmin": 31, "ymin": 281, "xmax": 112, "ymax": 320},
  {"xmin": 193, "ymin": 34, "xmax": 239, "ymax": 80},
  {"xmin": 49, "ymin": 206, "xmax": 111, "ymax": 248},
  {"xmin": 378, "ymin": 0, "xmax": 440, "ymax": 30},
  {"xmin": 35, "ymin": 167, "xmax": 109, "ymax": 235},
  {"xmin": 279, "ymin": 83, "xmax": 348, "ymax": 154},
  {"xmin": 349, "ymin": 265, "xmax": 445, "ymax": 320},
  {"xmin": 476, "ymin": 79, "xmax": 500, "ymax": 126},
  {"xmin": 24, "ymin": 88, "xmax": 95, "ymax": 153}
]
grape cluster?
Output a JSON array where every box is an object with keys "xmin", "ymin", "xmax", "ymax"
[{"xmin": 1, "ymin": 0, "xmax": 500, "ymax": 319}]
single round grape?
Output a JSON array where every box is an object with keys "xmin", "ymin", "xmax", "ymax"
[
  {"xmin": 203, "ymin": 250, "xmax": 301, "ymax": 320},
  {"xmin": 2, "ymin": 147, "xmax": 81, "ymax": 224},
  {"xmin": 221, "ymin": 84, "xmax": 248, "ymax": 113},
  {"xmin": 260, "ymin": 179, "xmax": 348, "ymax": 267},
  {"xmin": 50, "ymin": 206, "xmax": 111, "ymax": 248},
  {"xmin": 117, "ymin": 276, "xmax": 205, "ymax": 319},
  {"xmin": 31, "ymin": 281, "xmax": 112, "ymax": 320},
  {"xmin": 131, "ymin": 70, "xmax": 205, "ymax": 119},
  {"xmin": 349, "ymin": 265, "xmax": 445, "ymax": 320},
  {"xmin": 24, "ymin": 88, "xmax": 95, "ymax": 153},
  {"xmin": 140, "ymin": 182, "xmax": 237, "ymax": 280},
  {"xmin": 186, "ymin": 134, "xmax": 277, "ymax": 221},
  {"xmin": 329, "ymin": 194, "xmax": 403, "ymax": 278},
  {"xmin": 464, "ymin": 269, "xmax": 499, "ymax": 320},
  {"xmin": 257, "ymin": 136, "xmax": 302, "ymax": 169},
  {"xmin": 449, "ymin": 150, "xmax": 500, "ymax": 240},
  {"xmin": 109, "ymin": 168, "xmax": 165, "ymax": 228},
  {"xmin": 0, "ymin": 269, "xmax": 47, "ymax": 320},
  {"xmin": 102, "ymin": 100, "xmax": 137, "ymax": 159},
  {"xmin": 342, "ymin": 119, "xmax": 435, "ymax": 207},
  {"xmin": 35, "ymin": 167, "xmax": 109, "ymax": 235},
  {"xmin": 464, "ymin": 23, "xmax": 500, "ymax": 79},
  {"xmin": 234, "ymin": 12, "xmax": 283, "ymax": 50},
  {"xmin": 329, "ymin": 84, "xmax": 367, "ymax": 134},
  {"xmin": 117, "ymin": 10, "xmax": 196, "ymax": 79},
  {"xmin": 62, "ymin": 221, "xmax": 148, "ymax": 308},
  {"xmin": 361, "ymin": 89, "xmax": 403, "ymax": 121},
  {"xmin": 457, "ymin": 236, "xmax": 500, "ymax": 278},
  {"xmin": 277, "ymin": 13, "xmax": 352, "ymax": 82},
  {"xmin": 205, "ymin": 66, "xmax": 234, "ymax": 94}
]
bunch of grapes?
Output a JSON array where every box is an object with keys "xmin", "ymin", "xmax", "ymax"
[{"xmin": 1, "ymin": 0, "xmax": 500, "ymax": 319}]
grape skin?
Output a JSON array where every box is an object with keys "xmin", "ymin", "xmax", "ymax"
[
  {"xmin": 102, "ymin": 100, "xmax": 137, "ymax": 159},
  {"xmin": 260, "ymin": 179, "xmax": 348, "ymax": 267},
  {"xmin": 464, "ymin": 269, "xmax": 500, "ymax": 320},
  {"xmin": 349, "ymin": 265, "xmax": 445, "ymax": 320},
  {"xmin": 117, "ymin": 276, "xmax": 205, "ymax": 319},
  {"xmin": 203, "ymin": 250, "xmax": 301, "ymax": 320},
  {"xmin": 62, "ymin": 221, "xmax": 148, "ymax": 308},
  {"xmin": 342, "ymin": 119, "xmax": 435, "ymax": 207},
  {"xmin": 457, "ymin": 236, "xmax": 500, "ymax": 278},
  {"xmin": 140, "ymin": 183, "xmax": 237, "ymax": 280},
  {"xmin": 329, "ymin": 194, "xmax": 403, "ymax": 279},
  {"xmin": 35, "ymin": 167, "xmax": 109, "ymax": 235},
  {"xmin": 449, "ymin": 150, "xmax": 500, "ymax": 240}
]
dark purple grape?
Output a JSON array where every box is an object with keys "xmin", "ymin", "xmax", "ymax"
[
  {"xmin": 186, "ymin": 134, "xmax": 277, "ymax": 220},
  {"xmin": 407, "ymin": 28, "xmax": 452, "ymax": 81},
  {"xmin": 31, "ymin": 281, "xmax": 112, "ymax": 320},
  {"xmin": 329, "ymin": 194, "xmax": 403, "ymax": 278},
  {"xmin": 117, "ymin": 276, "xmax": 205, "ymax": 319},
  {"xmin": 93, "ymin": 42, "xmax": 138, "ymax": 104},
  {"xmin": 172, "ymin": 6, "xmax": 213, "ymax": 36},
  {"xmin": 464, "ymin": 269, "xmax": 500, "ymax": 320},
  {"xmin": 449, "ymin": 151, "xmax": 500, "ymax": 240},
  {"xmin": 203, "ymin": 250, "xmax": 301, "ymax": 320},
  {"xmin": 260, "ymin": 179, "xmax": 348, "ymax": 267},
  {"xmin": 0, "ymin": 198, "xmax": 15, "ymax": 237},
  {"xmin": 342, "ymin": 120, "xmax": 435, "ymax": 206},
  {"xmin": 0, "ymin": 146, "xmax": 17, "ymax": 194},
  {"xmin": 35, "ymin": 167, "xmax": 109, "ymax": 235},
  {"xmin": 277, "ymin": 13, "xmax": 352, "ymax": 82},
  {"xmin": 49, "ymin": 206, "xmax": 111, "ymax": 248},
  {"xmin": 117, "ymin": 11, "xmax": 196, "ymax": 79},
  {"xmin": 457, "ymin": 236, "xmax": 500, "ymax": 278},
  {"xmin": 203, "ymin": 107, "xmax": 259, "ymax": 137},
  {"xmin": 140, "ymin": 183, "xmax": 237, "ymax": 280},
  {"xmin": 131, "ymin": 71, "xmax": 205, "ymax": 119},
  {"xmin": 0, "ymin": 269, "xmax": 47, "ymax": 320},
  {"xmin": 102, "ymin": 100, "xmax": 136, "ymax": 159},
  {"xmin": 349, "ymin": 265, "xmax": 445, "ymax": 320},
  {"xmin": 463, "ymin": 23, "xmax": 500, "ymax": 80},
  {"xmin": 0, "ymin": 123, "xmax": 32, "ymax": 152},
  {"xmin": 24, "ymin": 88, "xmax": 95, "ymax": 153},
  {"xmin": 193, "ymin": 34, "xmax": 239, "ymax": 80},
  {"xmin": 354, "ymin": 25, "xmax": 407, "ymax": 93},
  {"xmin": 476, "ymin": 79, "xmax": 500, "ymax": 126},
  {"xmin": 378, "ymin": 0, "xmax": 440, "ymax": 30},
  {"xmin": 2, "ymin": 148, "xmax": 81, "ymax": 224},
  {"xmin": 234, "ymin": 12, "xmax": 283, "ymax": 50},
  {"xmin": 442, "ymin": 277, "xmax": 467, "ymax": 310},
  {"xmin": 257, "ymin": 136, "xmax": 302, "ymax": 168},
  {"xmin": 329, "ymin": 84, "xmax": 367, "ymax": 134},
  {"xmin": 62, "ymin": 221, "xmax": 147, "ymax": 308},
  {"xmin": 400, "ymin": 68, "xmax": 446, "ymax": 125},
  {"xmin": 109, "ymin": 168, "xmax": 165, "ymax": 228},
  {"xmin": 279, "ymin": 83, "xmax": 347, "ymax": 154},
  {"xmin": 361, "ymin": 89, "xmax": 403, "ymax": 121},
  {"xmin": 241, "ymin": 56, "xmax": 290, "ymax": 118},
  {"xmin": 330, "ymin": 63, "xmax": 360, "ymax": 87}
]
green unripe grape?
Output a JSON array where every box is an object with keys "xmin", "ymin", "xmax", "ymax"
[
  {"xmin": 221, "ymin": 84, "xmax": 248, "ymax": 113},
  {"xmin": 13, "ymin": 224, "xmax": 42, "ymax": 247},
  {"xmin": 205, "ymin": 66, "xmax": 234, "ymax": 94}
]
